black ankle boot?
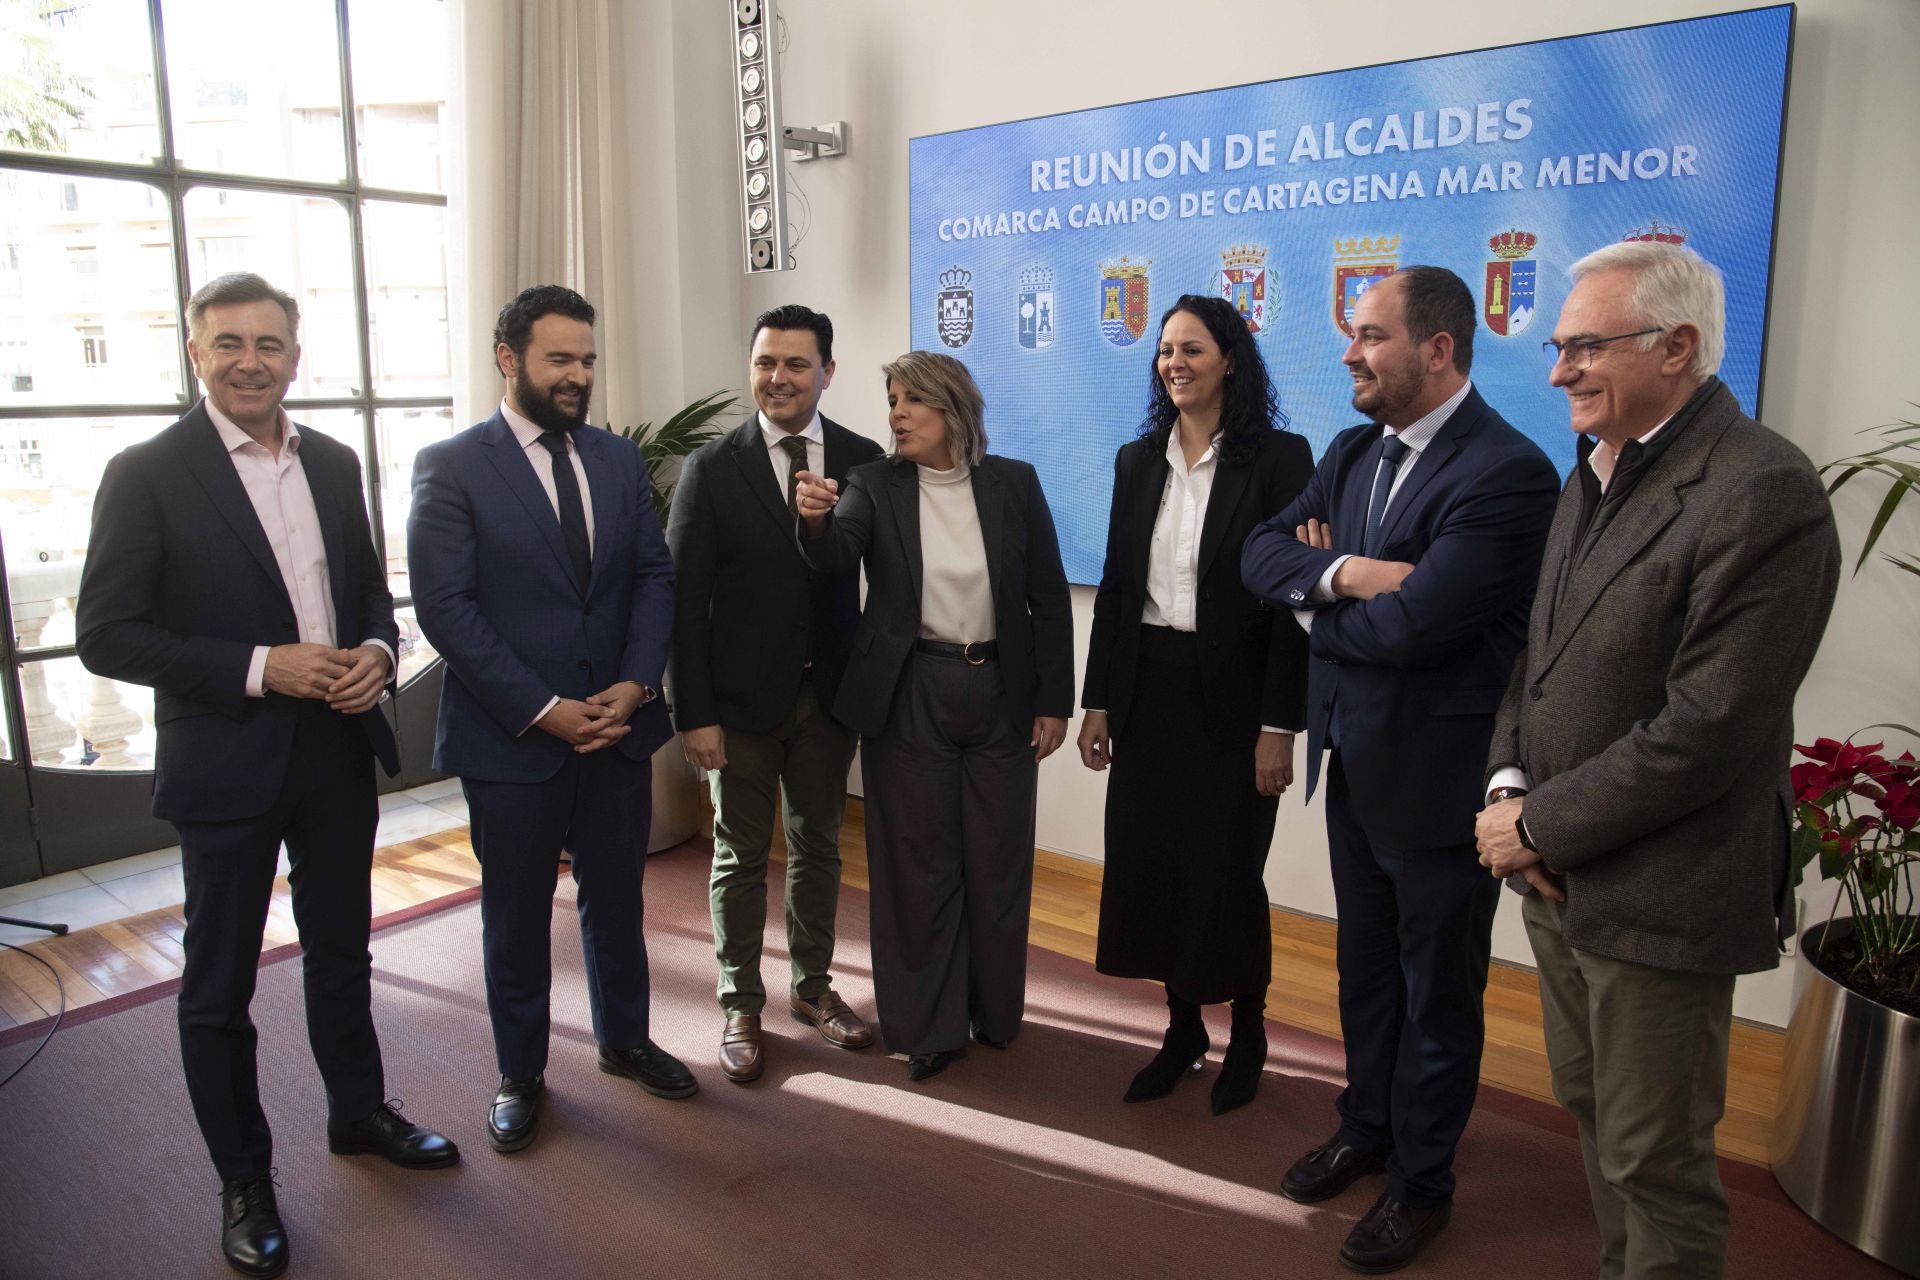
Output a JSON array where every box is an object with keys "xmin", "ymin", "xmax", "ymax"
[
  {"xmin": 1211, "ymin": 994, "xmax": 1268, "ymax": 1115},
  {"xmin": 1124, "ymin": 992, "xmax": 1208, "ymax": 1103}
]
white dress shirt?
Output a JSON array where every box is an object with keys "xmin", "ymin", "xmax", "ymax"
[
  {"xmin": 1142, "ymin": 428, "xmax": 1216, "ymax": 631},
  {"xmin": 761, "ymin": 410, "xmax": 824, "ymax": 497},
  {"xmin": 207, "ymin": 402, "xmax": 393, "ymax": 698}
]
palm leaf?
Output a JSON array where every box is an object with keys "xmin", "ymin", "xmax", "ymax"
[
  {"xmin": 615, "ymin": 390, "xmax": 742, "ymax": 526},
  {"xmin": 1819, "ymin": 412, "xmax": 1920, "ymax": 578}
]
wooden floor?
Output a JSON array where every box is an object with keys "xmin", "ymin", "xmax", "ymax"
[{"xmin": 0, "ymin": 802, "xmax": 1785, "ymax": 1165}]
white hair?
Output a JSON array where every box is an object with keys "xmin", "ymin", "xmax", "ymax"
[{"xmin": 1567, "ymin": 241, "xmax": 1725, "ymax": 379}]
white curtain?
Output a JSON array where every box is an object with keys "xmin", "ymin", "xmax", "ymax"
[{"xmin": 448, "ymin": 0, "xmax": 638, "ymax": 431}]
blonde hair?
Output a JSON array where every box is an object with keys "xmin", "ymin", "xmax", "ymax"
[{"xmin": 880, "ymin": 351, "xmax": 987, "ymax": 466}]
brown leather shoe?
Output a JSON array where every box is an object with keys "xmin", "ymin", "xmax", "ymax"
[
  {"xmin": 720, "ymin": 1015, "xmax": 763, "ymax": 1083},
  {"xmin": 789, "ymin": 990, "xmax": 875, "ymax": 1049}
]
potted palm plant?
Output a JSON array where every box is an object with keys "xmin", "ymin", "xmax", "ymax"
[
  {"xmin": 1770, "ymin": 410, "xmax": 1920, "ymax": 1274},
  {"xmin": 617, "ymin": 390, "xmax": 740, "ymax": 851}
]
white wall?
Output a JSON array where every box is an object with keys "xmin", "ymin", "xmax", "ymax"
[{"xmin": 626, "ymin": 0, "xmax": 1920, "ymax": 1028}]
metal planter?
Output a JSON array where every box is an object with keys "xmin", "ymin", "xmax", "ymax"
[{"xmin": 1771, "ymin": 920, "xmax": 1920, "ymax": 1275}]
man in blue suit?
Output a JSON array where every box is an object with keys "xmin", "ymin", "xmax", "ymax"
[
  {"xmin": 1242, "ymin": 266, "xmax": 1558, "ymax": 1273},
  {"xmin": 409, "ymin": 285, "xmax": 691, "ymax": 1155}
]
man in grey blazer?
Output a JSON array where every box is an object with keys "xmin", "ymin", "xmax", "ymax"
[{"xmin": 1476, "ymin": 241, "xmax": 1840, "ymax": 1279}]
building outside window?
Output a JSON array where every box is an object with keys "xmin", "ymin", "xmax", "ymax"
[{"xmin": 0, "ymin": 0, "xmax": 453, "ymax": 797}]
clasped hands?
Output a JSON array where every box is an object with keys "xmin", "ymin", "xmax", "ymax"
[
  {"xmin": 264, "ymin": 642, "xmax": 389, "ymax": 715},
  {"xmin": 1294, "ymin": 518, "xmax": 1415, "ymax": 600},
  {"xmin": 537, "ymin": 681, "xmax": 647, "ymax": 754},
  {"xmin": 1474, "ymin": 796, "xmax": 1565, "ymax": 901}
]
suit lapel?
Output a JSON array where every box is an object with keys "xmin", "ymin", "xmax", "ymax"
[
  {"xmin": 578, "ymin": 427, "xmax": 621, "ymax": 594},
  {"xmin": 972, "ymin": 460, "xmax": 1005, "ymax": 603},
  {"xmin": 479, "ymin": 413, "xmax": 582, "ymax": 597},
  {"xmin": 1339, "ymin": 431, "xmax": 1383, "ymax": 555},
  {"xmin": 299, "ymin": 431, "xmax": 351, "ymax": 643},
  {"xmin": 176, "ymin": 406, "xmax": 293, "ymax": 611},
  {"xmin": 885, "ymin": 459, "xmax": 923, "ymax": 602},
  {"xmin": 1126, "ymin": 445, "xmax": 1168, "ymax": 594},
  {"xmin": 729, "ymin": 417, "xmax": 794, "ymax": 536},
  {"xmin": 1532, "ymin": 407, "xmax": 1728, "ymax": 677},
  {"xmin": 1198, "ymin": 449, "xmax": 1252, "ymax": 579},
  {"xmin": 1376, "ymin": 392, "xmax": 1479, "ymax": 552}
]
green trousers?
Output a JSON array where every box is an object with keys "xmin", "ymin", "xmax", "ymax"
[
  {"xmin": 707, "ymin": 680, "xmax": 857, "ymax": 1017},
  {"xmin": 1522, "ymin": 891, "xmax": 1736, "ymax": 1280}
]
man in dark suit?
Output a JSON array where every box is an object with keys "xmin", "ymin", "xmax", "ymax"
[
  {"xmin": 408, "ymin": 285, "xmax": 691, "ymax": 1155},
  {"xmin": 1241, "ymin": 266, "xmax": 1559, "ymax": 1273},
  {"xmin": 667, "ymin": 305, "xmax": 883, "ymax": 1082},
  {"xmin": 76, "ymin": 272, "xmax": 456, "ymax": 1280},
  {"xmin": 1478, "ymin": 242, "xmax": 1839, "ymax": 1278}
]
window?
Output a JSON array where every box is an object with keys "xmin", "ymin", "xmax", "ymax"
[{"xmin": 0, "ymin": 0, "xmax": 454, "ymax": 780}]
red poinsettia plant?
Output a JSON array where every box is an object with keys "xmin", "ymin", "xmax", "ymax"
[{"xmin": 1791, "ymin": 724, "xmax": 1920, "ymax": 997}]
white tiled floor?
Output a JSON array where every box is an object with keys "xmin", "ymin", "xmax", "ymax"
[{"xmin": 0, "ymin": 781, "xmax": 469, "ymax": 947}]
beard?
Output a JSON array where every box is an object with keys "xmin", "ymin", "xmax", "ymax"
[
  {"xmin": 515, "ymin": 366, "xmax": 591, "ymax": 434},
  {"xmin": 1348, "ymin": 350, "xmax": 1422, "ymax": 424}
]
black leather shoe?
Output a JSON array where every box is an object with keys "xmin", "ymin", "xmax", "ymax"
[
  {"xmin": 488, "ymin": 1075, "xmax": 544, "ymax": 1153},
  {"xmin": 598, "ymin": 1042, "xmax": 699, "ymax": 1099},
  {"xmin": 1281, "ymin": 1134, "xmax": 1389, "ymax": 1203},
  {"xmin": 906, "ymin": 1048, "xmax": 965, "ymax": 1081},
  {"xmin": 1123, "ymin": 1025, "xmax": 1209, "ymax": 1103},
  {"xmin": 1339, "ymin": 1193, "xmax": 1451, "ymax": 1274},
  {"xmin": 219, "ymin": 1174, "xmax": 288, "ymax": 1278},
  {"xmin": 328, "ymin": 1100, "xmax": 460, "ymax": 1168}
]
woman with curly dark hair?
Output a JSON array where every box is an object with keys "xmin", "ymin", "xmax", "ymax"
[{"xmin": 1077, "ymin": 293, "xmax": 1313, "ymax": 1113}]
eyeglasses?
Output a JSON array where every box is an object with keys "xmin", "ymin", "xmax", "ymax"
[{"xmin": 1542, "ymin": 328, "xmax": 1663, "ymax": 371}]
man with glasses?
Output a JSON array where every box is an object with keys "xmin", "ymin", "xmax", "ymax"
[
  {"xmin": 76, "ymin": 272, "xmax": 456, "ymax": 1280},
  {"xmin": 1241, "ymin": 266, "xmax": 1558, "ymax": 1273},
  {"xmin": 1477, "ymin": 241, "xmax": 1839, "ymax": 1278}
]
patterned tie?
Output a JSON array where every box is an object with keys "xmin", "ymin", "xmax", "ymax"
[
  {"xmin": 537, "ymin": 430, "xmax": 592, "ymax": 591},
  {"xmin": 1363, "ymin": 434, "xmax": 1410, "ymax": 558},
  {"xmin": 780, "ymin": 435, "xmax": 809, "ymax": 515}
]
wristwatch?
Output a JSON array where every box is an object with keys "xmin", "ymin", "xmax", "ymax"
[{"xmin": 1487, "ymin": 785, "xmax": 1529, "ymax": 803}]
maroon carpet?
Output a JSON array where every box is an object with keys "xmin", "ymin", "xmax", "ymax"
[{"xmin": 0, "ymin": 844, "xmax": 1896, "ymax": 1278}]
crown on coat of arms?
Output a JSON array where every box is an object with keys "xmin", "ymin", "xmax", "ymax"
[
  {"xmin": 1221, "ymin": 244, "xmax": 1267, "ymax": 269},
  {"xmin": 1100, "ymin": 256, "xmax": 1150, "ymax": 279},
  {"xmin": 1020, "ymin": 266, "xmax": 1054, "ymax": 289},
  {"xmin": 1621, "ymin": 219, "xmax": 1687, "ymax": 245},
  {"xmin": 1334, "ymin": 235, "xmax": 1400, "ymax": 262},
  {"xmin": 1488, "ymin": 229, "xmax": 1538, "ymax": 259},
  {"xmin": 939, "ymin": 265, "xmax": 973, "ymax": 289}
]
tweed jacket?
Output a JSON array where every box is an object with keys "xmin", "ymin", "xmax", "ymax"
[{"xmin": 1487, "ymin": 380, "xmax": 1840, "ymax": 975}]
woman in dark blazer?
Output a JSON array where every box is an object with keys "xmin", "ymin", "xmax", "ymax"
[
  {"xmin": 795, "ymin": 351, "xmax": 1073, "ymax": 1082},
  {"xmin": 1077, "ymin": 294, "xmax": 1313, "ymax": 1114}
]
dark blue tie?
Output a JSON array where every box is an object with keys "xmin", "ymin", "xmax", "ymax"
[
  {"xmin": 538, "ymin": 430, "xmax": 592, "ymax": 592},
  {"xmin": 1363, "ymin": 435, "xmax": 1410, "ymax": 557}
]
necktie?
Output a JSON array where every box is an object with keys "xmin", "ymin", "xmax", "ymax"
[
  {"xmin": 1363, "ymin": 434, "xmax": 1410, "ymax": 558},
  {"xmin": 537, "ymin": 430, "xmax": 592, "ymax": 592},
  {"xmin": 779, "ymin": 435, "xmax": 809, "ymax": 515}
]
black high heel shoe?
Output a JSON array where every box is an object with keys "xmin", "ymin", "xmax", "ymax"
[
  {"xmin": 1124, "ymin": 992, "xmax": 1209, "ymax": 1103},
  {"xmin": 1210, "ymin": 994, "xmax": 1268, "ymax": 1115},
  {"xmin": 907, "ymin": 1047, "xmax": 966, "ymax": 1082}
]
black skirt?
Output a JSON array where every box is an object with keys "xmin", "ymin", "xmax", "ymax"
[{"xmin": 1093, "ymin": 626, "xmax": 1280, "ymax": 1004}]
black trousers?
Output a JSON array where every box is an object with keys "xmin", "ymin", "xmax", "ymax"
[
  {"xmin": 174, "ymin": 701, "xmax": 383, "ymax": 1184},
  {"xmin": 861, "ymin": 652, "xmax": 1037, "ymax": 1055},
  {"xmin": 1325, "ymin": 749, "xmax": 1499, "ymax": 1208},
  {"xmin": 463, "ymin": 748, "xmax": 653, "ymax": 1081}
]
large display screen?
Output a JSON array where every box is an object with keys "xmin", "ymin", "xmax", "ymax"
[{"xmin": 908, "ymin": 7, "xmax": 1794, "ymax": 583}]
